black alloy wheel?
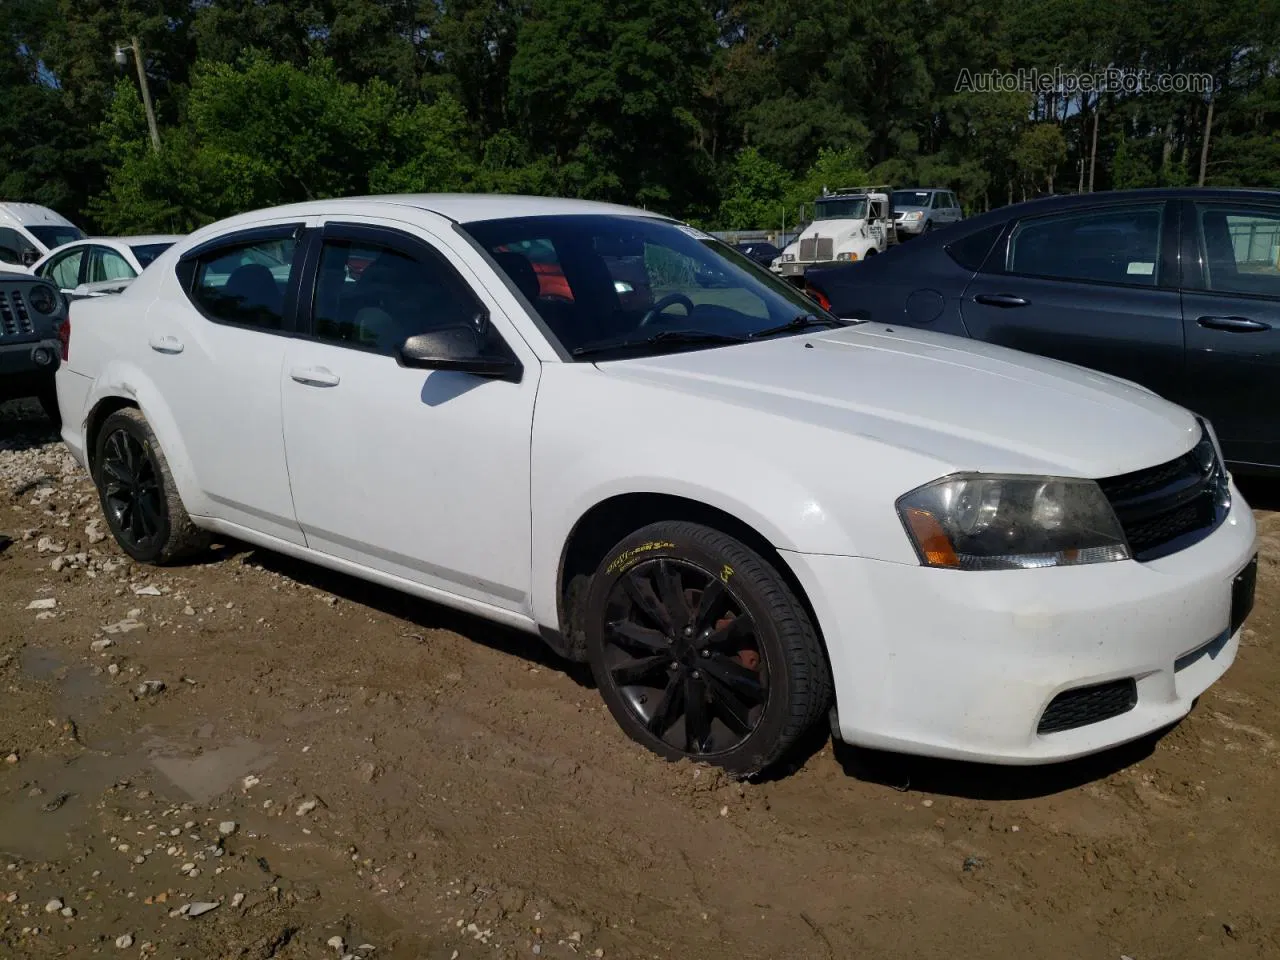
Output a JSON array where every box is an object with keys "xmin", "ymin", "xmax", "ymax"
[
  {"xmin": 99, "ymin": 427, "xmax": 165, "ymax": 552},
  {"xmin": 599, "ymin": 557, "xmax": 769, "ymax": 756},
  {"xmin": 585, "ymin": 521, "xmax": 832, "ymax": 776},
  {"xmin": 91, "ymin": 407, "xmax": 208, "ymax": 564}
]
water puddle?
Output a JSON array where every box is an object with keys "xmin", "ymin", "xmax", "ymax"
[{"xmin": 145, "ymin": 737, "xmax": 274, "ymax": 804}]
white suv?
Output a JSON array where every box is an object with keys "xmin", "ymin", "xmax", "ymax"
[{"xmin": 54, "ymin": 194, "xmax": 1258, "ymax": 775}]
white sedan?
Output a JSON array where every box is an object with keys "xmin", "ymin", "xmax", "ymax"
[
  {"xmin": 53, "ymin": 194, "xmax": 1258, "ymax": 775},
  {"xmin": 30, "ymin": 235, "xmax": 182, "ymax": 298}
]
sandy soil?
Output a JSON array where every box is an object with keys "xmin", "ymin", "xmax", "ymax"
[{"xmin": 2, "ymin": 398, "xmax": 1279, "ymax": 960}]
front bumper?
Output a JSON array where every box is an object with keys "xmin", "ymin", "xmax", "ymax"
[
  {"xmin": 895, "ymin": 218, "xmax": 926, "ymax": 236},
  {"xmin": 784, "ymin": 487, "xmax": 1258, "ymax": 764}
]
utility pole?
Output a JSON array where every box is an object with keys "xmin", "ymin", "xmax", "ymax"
[{"xmin": 116, "ymin": 37, "xmax": 161, "ymax": 153}]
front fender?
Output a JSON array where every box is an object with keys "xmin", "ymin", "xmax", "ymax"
[
  {"xmin": 530, "ymin": 452, "xmax": 849, "ymax": 628},
  {"xmin": 82, "ymin": 360, "xmax": 209, "ymax": 518},
  {"xmin": 527, "ymin": 366, "xmax": 942, "ymax": 628}
]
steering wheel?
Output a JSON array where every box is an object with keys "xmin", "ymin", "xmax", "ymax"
[{"xmin": 639, "ymin": 292, "xmax": 696, "ymax": 327}]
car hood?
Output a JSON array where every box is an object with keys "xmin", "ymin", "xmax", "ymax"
[{"xmin": 595, "ymin": 323, "xmax": 1199, "ymax": 479}]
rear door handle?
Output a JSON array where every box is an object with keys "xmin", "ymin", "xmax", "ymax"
[
  {"xmin": 290, "ymin": 366, "xmax": 341, "ymax": 387},
  {"xmin": 1197, "ymin": 315, "xmax": 1271, "ymax": 333},
  {"xmin": 973, "ymin": 293, "xmax": 1030, "ymax": 308},
  {"xmin": 148, "ymin": 335, "xmax": 184, "ymax": 354}
]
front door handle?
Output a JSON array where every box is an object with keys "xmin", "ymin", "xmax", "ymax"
[
  {"xmin": 148, "ymin": 335, "xmax": 184, "ymax": 354},
  {"xmin": 290, "ymin": 366, "xmax": 341, "ymax": 387},
  {"xmin": 973, "ymin": 293, "xmax": 1030, "ymax": 308},
  {"xmin": 1197, "ymin": 315, "xmax": 1271, "ymax": 333}
]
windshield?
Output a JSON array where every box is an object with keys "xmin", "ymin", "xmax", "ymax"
[
  {"xmin": 813, "ymin": 198, "xmax": 868, "ymax": 220},
  {"xmin": 27, "ymin": 225, "xmax": 85, "ymax": 249},
  {"xmin": 461, "ymin": 214, "xmax": 843, "ymax": 359},
  {"xmin": 892, "ymin": 191, "xmax": 932, "ymax": 209},
  {"xmin": 130, "ymin": 242, "xmax": 175, "ymax": 268}
]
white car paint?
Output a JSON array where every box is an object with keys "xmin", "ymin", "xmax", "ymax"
[
  {"xmin": 29, "ymin": 235, "xmax": 182, "ymax": 298},
  {"xmin": 0, "ymin": 202, "xmax": 84, "ymax": 266},
  {"xmin": 54, "ymin": 193, "xmax": 1257, "ymax": 766}
]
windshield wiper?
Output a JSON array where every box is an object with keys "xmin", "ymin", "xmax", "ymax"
[
  {"xmin": 749, "ymin": 314, "xmax": 849, "ymax": 340},
  {"xmin": 571, "ymin": 329, "xmax": 748, "ymax": 359}
]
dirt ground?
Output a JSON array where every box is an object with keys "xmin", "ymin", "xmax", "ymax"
[{"xmin": 2, "ymin": 398, "xmax": 1279, "ymax": 960}]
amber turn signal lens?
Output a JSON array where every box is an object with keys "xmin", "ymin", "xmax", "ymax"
[{"xmin": 903, "ymin": 507, "xmax": 959, "ymax": 567}]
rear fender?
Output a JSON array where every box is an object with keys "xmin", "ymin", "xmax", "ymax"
[{"xmin": 82, "ymin": 361, "xmax": 209, "ymax": 517}]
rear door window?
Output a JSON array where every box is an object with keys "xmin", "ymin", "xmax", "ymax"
[
  {"xmin": 188, "ymin": 234, "xmax": 300, "ymax": 330},
  {"xmin": 1191, "ymin": 203, "xmax": 1280, "ymax": 298}
]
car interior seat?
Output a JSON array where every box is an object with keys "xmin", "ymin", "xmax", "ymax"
[{"xmin": 221, "ymin": 263, "xmax": 283, "ymax": 327}]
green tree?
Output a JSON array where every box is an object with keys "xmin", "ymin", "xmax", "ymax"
[
  {"xmin": 717, "ymin": 147, "xmax": 790, "ymax": 229},
  {"xmin": 507, "ymin": 0, "xmax": 715, "ymax": 211}
]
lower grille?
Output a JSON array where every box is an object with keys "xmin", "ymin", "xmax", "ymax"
[
  {"xmin": 0, "ymin": 289, "xmax": 37, "ymax": 339},
  {"xmin": 1038, "ymin": 678, "xmax": 1138, "ymax": 735},
  {"xmin": 1097, "ymin": 425, "xmax": 1228, "ymax": 561}
]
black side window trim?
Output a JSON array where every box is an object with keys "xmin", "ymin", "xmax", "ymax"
[
  {"xmin": 175, "ymin": 223, "xmax": 308, "ymax": 335},
  {"xmin": 295, "ymin": 221, "xmax": 520, "ymax": 367},
  {"xmin": 987, "ymin": 199, "xmax": 1177, "ymax": 291}
]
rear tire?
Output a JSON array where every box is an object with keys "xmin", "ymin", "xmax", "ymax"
[
  {"xmin": 584, "ymin": 521, "xmax": 832, "ymax": 776},
  {"xmin": 92, "ymin": 408, "xmax": 209, "ymax": 564}
]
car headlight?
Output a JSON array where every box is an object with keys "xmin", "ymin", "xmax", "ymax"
[
  {"xmin": 782, "ymin": 253, "xmax": 795, "ymax": 262},
  {"xmin": 834, "ymin": 251, "xmax": 859, "ymax": 261},
  {"xmin": 28, "ymin": 284, "xmax": 58, "ymax": 315},
  {"xmin": 897, "ymin": 474, "xmax": 1130, "ymax": 570},
  {"xmin": 902, "ymin": 211, "xmax": 924, "ymax": 221}
]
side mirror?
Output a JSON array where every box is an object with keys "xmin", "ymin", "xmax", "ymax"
[
  {"xmin": 397, "ymin": 324, "xmax": 522, "ymax": 382},
  {"xmin": 21, "ymin": 249, "xmax": 39, "ymax": 267}
]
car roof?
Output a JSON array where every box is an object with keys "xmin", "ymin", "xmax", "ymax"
[
  {"xmin": 0, "ymin": 202, "xmax": 78, "ymax": 229},
  {"xmin": 170, "ymin": 194, "xmax": 672, "ymax": 252},
  {"xmin": 957, "ymin": 187, "xmax": 1280, "ymax": 231},
  {"xmin": 56, "ymin": 235, "xmax": 182, "ymax": 247},
  {"xmin": 213, "ymin": 194, "xmax": 659, "ymax": 229}
]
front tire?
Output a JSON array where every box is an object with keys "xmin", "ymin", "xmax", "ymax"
[
  {"xmin": 585, "ymin": 521, "xmax": 832, "ymax": 776},
  {"xmin": 92, "ymin": 408, "xmax": 208, "ymax": 564}
]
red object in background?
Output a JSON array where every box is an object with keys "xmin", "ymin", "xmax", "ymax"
[
  {"xmin": 804, "ymin": 283, "xmax": 832, "ymax": 312},
  {"xmin": 347, "ymin": 256, "xmax": 374, "ymax": 280},
  {"xmin": 58, "ymin": 313, "xmax": 71, "ymax": 361},
  {"xmin": 532, "ymin": 261, "xmax": 573, "ymax": 300}
]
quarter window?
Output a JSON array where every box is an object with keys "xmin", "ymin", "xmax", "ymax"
[
  {"xmin": 1006, "ymin": 204, "xmax": 1164, "ymax": 286},
  {"xmin": 43, "ymin": 249, "xmax": 84, "ymax": 288},
  {"xmin": 190, "ymin": 235, "xmax": 299, "ymax": 330},
  {"xmin": 1194, "ymin": 203, "xmax": 1280, "ymax": 298},
  {"xmin": 310, "ymin": 237, "xmax": 484, "ymax": 353}
]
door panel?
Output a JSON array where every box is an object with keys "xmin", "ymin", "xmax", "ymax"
[
  {"xmin": 961, "ymin": 200, "xmax": 1186, "ymax": 401},
  {"xmin": 1180, "ymin": 198, "xmax": 1280, "ymax": 468},
  {"xmin": 145, "ymin": 221, "xmax": 310, "ymax": 542},
  {"xmin": 280, "ymin": 220, "xmax": 539, "ymax": 613}
]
